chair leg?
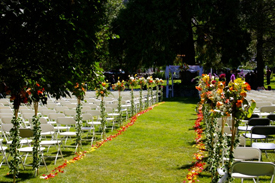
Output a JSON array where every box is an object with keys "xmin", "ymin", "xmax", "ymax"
[{"xmin": 41, "ymin": 152, "xmax": 48, "ymax": 172}]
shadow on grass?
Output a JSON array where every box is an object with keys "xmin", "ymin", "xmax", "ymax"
[
  {"xmin": 3, "ymin": 171, "xmax": 37, "ymax": 183},
  {"xmin": 177, "ymin": 157, "xmax": 208, "ymax": 170}
]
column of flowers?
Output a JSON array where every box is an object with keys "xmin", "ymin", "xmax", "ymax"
[
  {"xmin": 112, "ymin": 78, "xmax": 125, "ymax": 126},
  {"xmin": 8, "ymin": 89, "xmax": 29, "ymax": 182},
  {"xmin": 72, "ymin": 83, "xmax": 86, "ymax": 153},
  {"xmin": 26, "ymin": 82, "xmax": 47, "ymax": 176},
  {"xmin": 136, "ymin": 77, "xmax": 147, "ymax": 111},
  {"xmin": 154, "ymin": 78, "xmax": 163, "ymax": 103},
  {"xmin": 146, "ymin": 76, "xmax": 154, "ymax": 107},
  {"xmin": 192, "ymin": 73, "xmax": 256, "ymax": 182},
  {"xmin": 96, "ymin": 81, "xmax": 110, "ymax": 139},
  {"xmin": 127, "ymin": 76, "xmax": 138, "ymax": 117}
]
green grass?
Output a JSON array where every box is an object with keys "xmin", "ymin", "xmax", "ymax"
[
  {"xmin": 1, "ymin": 98, "xmax": 275, "ymax": 182},
  {"xmin": 264, "ymin": 74, "xmax": 275, "ymax": 89}
]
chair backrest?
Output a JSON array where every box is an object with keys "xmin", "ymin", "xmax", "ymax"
[
  {"xmin": 56, "ymin": 117, "xmax": 76, "ymax": 125},
  {"xmin": 247, "ymin": 118, "xmax": 270, "ymax": 126},
  {"xmin": 41, "ymin": 124, "xmax": 54, "ymax": 132},
  {"xmin": 231, "ymin": 161, "xmax": 275, "ymax": 177},
  {"xmin": 19, "ymin": 128, "xmax": 34, "ymax": 138},
  {"xmin": 260, "ymin": 106, "xmax": 275, "ymax": 113},
  {"xmin": 85, "ymin": 110, "xmax": 101, "ymax": 116},
  {"xmin": 39, "ymin": 117, "xmax": 48, "ymax": 124},
  {"xmin": 49, "ymin": 113, "xmax": 65, "ymax": 120},
  {"xmin": 82, "ymin": 113, "xmax": 93, "ymax": 121},
  {"xmin": 251, "ymin": 126, "xmax": 275, "ymax": 136},
  {"xmin": 0, "ymin": 113, "xmax": 13, "ymax": 118},
  {"xmin": 233, "ymin": 147, "xmax": 261, "ymax": 161},
  {"xmin": 55, "ymin": 106, "xmax": 68, "ymax": 113},
  {"xmin": 1, "ymin": 117, "xmax": 13, "ymax": 124},
  {"xmin": 0, "ymin": 109, "xmax": 13, "ymax": 113},
  {"xmin": 64, "ymin": 110, "xmax": 76, "ymax": 116},
  {"xmin": 1, "ymin": 124, "xmax": 13, "ymax": 132},
  {"xmin": 41, "ymin": 109, "xmax": 56, "ymax": 116},
  {"xmin": 22, "ymin": 113, "xmax": 34, "ymax": 120}
]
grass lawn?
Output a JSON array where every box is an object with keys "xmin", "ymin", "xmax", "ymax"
[{"xmin": 1, "ymin": 97, "xmax": 275, "ymax": 182}]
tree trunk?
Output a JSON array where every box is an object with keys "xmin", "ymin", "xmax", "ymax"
[{"xmin": 256, "ymin": 0, "xmax": 264, "ymax": 87}]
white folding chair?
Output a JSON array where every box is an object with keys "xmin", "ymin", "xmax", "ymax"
[
  {"xmin": 40, "ymin": 124, "xmax": 63, "ymax": 165},
  {"xmin": 18, "ymin": 129, "xmax": 48, "ymax": 172},
  {"xmin": 56, "ymin": 117, "xmax": 78, "ymax": 152},
  {"xmin": 231, "ymin": 161, "xmax": 275, "ymax": 183},
  {"xmin": 0, "ymin": 139, "xmax": 9, "ymax": 168}
]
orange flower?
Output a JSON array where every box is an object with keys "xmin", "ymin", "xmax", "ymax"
[
  {"xmin": 240, "ymin": 91, "xmax": 247, "ymax": 97},
  {"xmin": 75, "ymin": 83, "xmax": 79, "ymax": 88},
  {"xmin": 245, "ymin": 83, "xmax": 251, "ymax": 90},
  {"xmin": 37, "ymin": 90, "xmax": 43, "ymax": 95},
  {"xmin": 195, "ymin": 86, "xmax": 202, "ymax": 91},
  {"xmin": 236, "ymin": 100, "xmax": 243, "ymax": 108},
  {"xmin": 216, "ymin": 101, "xmax": 223, "ymax": 108},
  {"xmin": 36, "ymin": 83, "xmax": 40, "ymax": 87},
  {"xmin": 102, "ymin": 82, "xmax": 106, "ymax": 87},
  {"xmin": 100, "ymin": 91, "xmax": 104, "ymax": 94},
  {"xmin": 26, "ymin": 88, "xmax": 31, "ymax": 95},
  {"xmin": 229, "ymin": 86, "xmax": 234, "ymax": 91}
]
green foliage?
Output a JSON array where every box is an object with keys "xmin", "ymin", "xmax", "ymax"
[
  {"xmin": 32, "ymin": 115, "xmax": 41, "ymax": 173},
  {"xmin": 100, "ymin": 99, "xmax": 107, "ymax": 139},
  {"xmin": 110, "ymin": 0, "xmax": 189, "ymax": 72},
  {"xmin": 75, "ymin": 104, "xmax": 82, "ymax": 152},
  {"xmin": 9, "ymin": 117, "xmax": 21, "ymax": 177}
]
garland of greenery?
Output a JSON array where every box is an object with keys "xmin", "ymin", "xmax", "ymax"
[
  {"xmin": 146, "ymin": 84, "xmax": 150, "ymax": 108},
  {"xmin": 9, "ymin": 116, "xmax": 21, "ymax": 179},
  {"xmin": 118, "ymin": 94, "xmax": 122, "ymax": 126},
  {"xmin": 130, "ymin": 87, "xmax": 135, "ymax": 117},
  {"xmin": 100, "ymin": 98, "xmax": 107, "ymax": 139},
  {"xmin": 75, "ymin": 103, "xmax": 82, "ymax": 153},
  {"xmin": 32, "ymin": 114, "xmax": 41, "ymax": 175},
  {"xmin": 139, "ymin": 87, "xmax": 143, "ymax": 111},
  {"xmin": 155, "ymin": 85, "xmax": 159, "ymax": 103}
]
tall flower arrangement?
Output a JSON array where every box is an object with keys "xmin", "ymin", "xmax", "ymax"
[
  {"xmin": 96, "ymin": 81, "xmax": 110, "ymax": 139},
  {"xmin": 26, "ymin": 82, "xmax": 47, "ymax": 176},
  {"xmin": 146, "ymin": 76, "xmax": 154, "ymax": 107},
  {"xmin": 127, "ymin": 76, "xmax": 138, "ymax": 117},
  {"xmin": 72, "ymin": 83, "xmax": 86, "ymax": 153},
  {"xmin": 193, "ymin": 73, "xmax": 255, "ymax": 182},
  {"xmin": 154, "ymin": 78, "xmax": 163, "ymax": 103},
  {"xmin": 8, "ymin": 88, "xmax": 31, "ymax": 181},
  {"xmin": 137, "ymin": 77, "xmax": 147, "ymax": 111},
  {"xmin": 112, "ymin": 79, "xmax": 125, "ymax": 126}
]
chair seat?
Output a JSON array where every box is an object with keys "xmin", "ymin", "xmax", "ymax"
[
  {"xmin": 87, "ymin": 121, "xmax": 101, "ymax": 125},
  {"xmin": 41, "ymin": 132, "xmax": 55, "ymax": 136},
  {"xmin": 54, "ymin": 127, "xmax": 70, "ymax": 131},
  {"xmin": 40, "ymin": 140, "xmax": 61, "ymax": 146},
  {"xmin": 18, "ymin": 146, "xmax": 45, "ymax": 152},
  {"xmin": 238, "ymin": 126, "xmax": 252, "ymax": 131},
  {"xmin": 232, "ymin": 173, "xmax": 257, "ymax": 179},
  {"xmin": 81, "ymin": 127, "xmax": 95, "ymax": 131},
  {"xmin": 59, "ymin": 132, "xmax": 76, "ymax": 136},
  {"xmin": 252, "ymin": 142, "xmax": 275, "ymax": 150},
  {"xmin": 108, "ymin": 113, "xmax": 120, "ymax": 116},
  {"xmin": 243, "ymin": 133, "xmax": 266, "ymax": 139}
]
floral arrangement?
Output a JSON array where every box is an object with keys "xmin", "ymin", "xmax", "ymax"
[
  {"xmin": 112, "ymin": 78, "xmax": 125, "ymax": 126},
  {"xmin": 146, "ymin": 76, "xmax": 154, "ymax": 86},
  {"xmin": 95, "ymin": 81, "xmax": 110, "ymax": 98},
  {"xmin": 137, "ymin": 77, "xmax": 147, "ymax": 88},
  {"xmin": 128, "ymin": 75, "xmax": 138, "ymax": 117},
  {"xmin": 154, "ymin": 78, "xmax": 163, "ymax": 103},
  {"xmin": 112, "ymin": 79, "xmax": 125, "ymax": 91},
  {"xmin": 191, "ymin": 73, "xmax": 256, "ymax": 182},
  {"xmin": 137, "ymin": 77, "xmax": 147, "ymax": 111},
  {"xmin": 72, "ymin": 83, "xmax": 86, "ymax": 101},
  {"xmin": 127, "ymin": 75, "xmax": 138, "ymax": 88}
]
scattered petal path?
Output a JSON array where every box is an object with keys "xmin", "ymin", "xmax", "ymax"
[{"xmin": 40, "ymin": 102, "xmax": 164, "ymax": 179}]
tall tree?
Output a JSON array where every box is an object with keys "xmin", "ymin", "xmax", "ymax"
[
  {"xmin": 242, "ymin": 0, "xmax": 275, "ymax": 87},
  {"xmin": 110, "ymin": 0, "xmax": 191, "ymax": 73},
  {"xmin": 193, "ymin": 0, "xmax": 251, "ymax": 70}
]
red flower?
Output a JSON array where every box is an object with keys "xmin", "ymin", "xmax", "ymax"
[{"xmin": 236, "ymin": 100, "xmax": 243, "ymax": 108}]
